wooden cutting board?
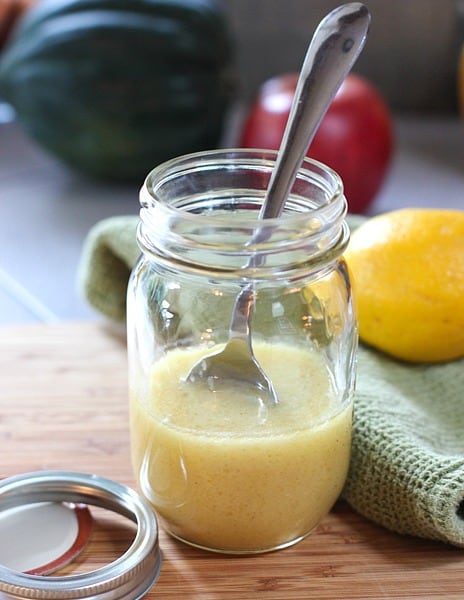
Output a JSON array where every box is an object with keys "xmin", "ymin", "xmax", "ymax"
[{"xmin": 0, "ymin": 321, "xmax": 463, "ymax": 599}]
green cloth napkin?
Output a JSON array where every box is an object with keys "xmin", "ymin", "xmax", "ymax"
[
  {"xmin": 78, "ymin": 216, "xmax": 140, "ymax": 323},
  {"xmin": 78, "ymin": 215, "xmax": 464, "ymax": 548}
]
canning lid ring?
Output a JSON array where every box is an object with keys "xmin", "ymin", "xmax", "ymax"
[{"xmin": 0, "ymin": 471, "xmax": 162, "ymax": 600}]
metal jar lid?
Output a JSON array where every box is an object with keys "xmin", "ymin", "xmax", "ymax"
[{"xmin": 0, "ymin": 471, "xmax": 162, "ymax": 600}]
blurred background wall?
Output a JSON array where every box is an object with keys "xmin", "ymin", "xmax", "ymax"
[{"xmin": 224, "ymin": 0, "xmax": 464, "ymax": 113}]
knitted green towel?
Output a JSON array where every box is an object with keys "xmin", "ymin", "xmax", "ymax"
[
  {"xmin": 78, "ymin": 216, "xmax": 140, "ymax": 323},
  {"xmin": 78, "ymin": 215, "xmax": 464, "ymax": 548}
]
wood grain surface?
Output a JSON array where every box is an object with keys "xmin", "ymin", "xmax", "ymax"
[{"xmin": 0, "ymin": 321, "xmax": 463, "ymax": 599}]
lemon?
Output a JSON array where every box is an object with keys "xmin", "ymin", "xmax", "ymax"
[{"xmin": 344, "ymin": 208, "xmax": 464, "ymax": 363}]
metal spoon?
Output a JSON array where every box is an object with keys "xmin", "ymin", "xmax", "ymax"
[{"xmin": 185, "ymin": 3, "xmax": 371, "ymax": 404}]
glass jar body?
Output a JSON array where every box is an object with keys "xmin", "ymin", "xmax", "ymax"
[{"xmin": 127, "ymin": 150, "xmax": 357, "ymax": 554}]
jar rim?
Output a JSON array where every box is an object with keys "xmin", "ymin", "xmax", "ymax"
[
  {"xmin": 137, "ymin": 148, "xmax": 348, "ymax": 278},
  {"xmin": 141, "ymin": 148, "xmax": 344, "ymax": 228}
]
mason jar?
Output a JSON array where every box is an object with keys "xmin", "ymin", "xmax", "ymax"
[{"xmin": 127, "ymin": 149, "xmax": 357, "ymax": 554}]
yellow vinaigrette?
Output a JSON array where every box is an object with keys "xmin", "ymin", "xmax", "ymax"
[{"xmin": 130, "ymin": 342, "xmax": 352, "ymax": 553}]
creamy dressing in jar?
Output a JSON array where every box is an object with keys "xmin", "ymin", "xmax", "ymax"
[{"xmin": 130, "ymin": 342, "xmax": 352, "ymax": 552}]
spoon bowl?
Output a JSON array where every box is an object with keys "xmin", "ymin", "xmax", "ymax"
[{"xmin": 185, "ymin": 282, "xmax": 277, "ymax": 404}]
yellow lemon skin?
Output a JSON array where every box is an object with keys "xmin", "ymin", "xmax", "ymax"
[{"xmin": 344, "ymin": 209, "xmax": 464, "ymax": 363}]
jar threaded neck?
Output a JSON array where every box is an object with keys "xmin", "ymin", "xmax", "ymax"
[{"xmin": 138, "ymin": 149, "xmax": 348, "ymax": 279}]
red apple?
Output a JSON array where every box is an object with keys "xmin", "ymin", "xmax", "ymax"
[
  {"xmin": 239, "ymin": 73, "xmax": 394, "ymax": 214},
  {"xmin": 0, "ymin": 0, "xmax": 36, "ymax": 51}
]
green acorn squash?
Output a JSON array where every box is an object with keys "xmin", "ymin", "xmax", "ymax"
[{"xmin": 0, "ymin": 0, "xmax": 235, "ymax": 180}]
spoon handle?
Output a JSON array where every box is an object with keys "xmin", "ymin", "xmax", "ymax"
[{"xmin": 259, "ymin": 2, "xmax": 371, "ymax": 221}]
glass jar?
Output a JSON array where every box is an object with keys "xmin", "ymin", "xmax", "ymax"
[{"xmin": 127, "ymin": 149, "xmax": 357, "ymax": 554}]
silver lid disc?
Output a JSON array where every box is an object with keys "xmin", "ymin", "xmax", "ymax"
[{"xmin": 0, "ymin": 471, "xmax": 162, "ymax": 599}]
